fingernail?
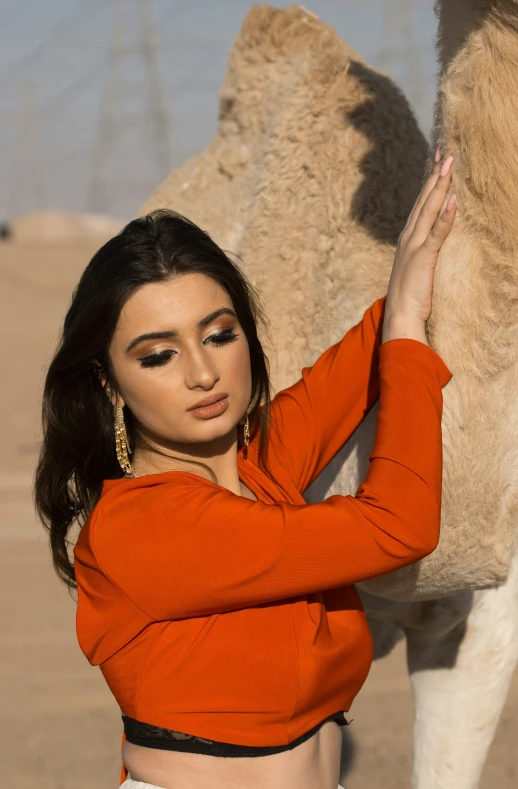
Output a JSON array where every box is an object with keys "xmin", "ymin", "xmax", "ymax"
[
  {"xmin": 435, "ymin": 145, "xmax": 441, "ymax": 162},
  {"xmin": 440, "ymin": 155, "xmax": 453, "ymax": 176},
  {"xmin": 446, "ymin": 194, "xmax": 457, "ymax": 211}
]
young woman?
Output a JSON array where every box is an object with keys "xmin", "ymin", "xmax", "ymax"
[{"xmin": 35, "ymin": 150, "xmax": 456, "ymax": 789}]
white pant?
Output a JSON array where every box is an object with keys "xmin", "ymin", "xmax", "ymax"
[
  {"xmin": 120, "ymin": 781, "xmax": 346, "ymax": 789},
  {"xmin": 121, "ymin": 781, "xmax": 166, "ymax": 789},
  {"xmin": 121, "ymin": 782, "xmax": 167, "ymax": 789},
  {"xmin": 121, "ymin": 781, "xmax": 166, "ymax": 788}
]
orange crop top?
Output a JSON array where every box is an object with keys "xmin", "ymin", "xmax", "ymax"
[{"xmin": 73, "ymin": 294, "xmax": 453, "ymax": 784}]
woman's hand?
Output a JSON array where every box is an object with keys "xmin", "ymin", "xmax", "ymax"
[{"xmin": 384, "ymin": 149, "xmax": 457, "ymax": 332}]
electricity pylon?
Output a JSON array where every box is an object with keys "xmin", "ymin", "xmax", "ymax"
[{"xmin": 87, "ymin": 0, "xmax": 173, "ymax": 214}]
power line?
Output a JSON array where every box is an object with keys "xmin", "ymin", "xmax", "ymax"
[
  {"xmin": 140, "ymin": 0, "xmax": 171, "ymax": 179},
  {"xmin": 0, "ymin": 0, "xmax": 105, "ymax": 95},
  {"xmin": 55, "ymin": 28, "xmax": 224, "ymax": 54},
  {"xmin": 0, "ymin": 57, "xmax": 108, "ymax": 126},
  {"xmin": 87, "ymin": 0, "xmax": 173, "ymax": 213},
  {"xmin": 41, "ymin": 58, "xmax": 108, "ymax": 119}
]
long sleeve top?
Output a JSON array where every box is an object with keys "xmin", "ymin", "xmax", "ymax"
[{"xmin": 73, "ymin": 294, "xmax": 453, "ymax": 782}]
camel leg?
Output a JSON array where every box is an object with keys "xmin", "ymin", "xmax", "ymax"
[{"xmin": 406, "ymin": 552, "xmax": 518, "ymax": 789}]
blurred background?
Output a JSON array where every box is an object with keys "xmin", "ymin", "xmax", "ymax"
[
  {"xmin": 1, "ymin": 2, "xmax": 516, "ymax": 788},
  {"xmin": 0, "ymin": 0, "xmax": 438, "ymax": 221}
]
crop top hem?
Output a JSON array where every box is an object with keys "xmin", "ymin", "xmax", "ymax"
[{"xmin": 122, "ymin": 711, "xmax": 350, "ymax": 757}]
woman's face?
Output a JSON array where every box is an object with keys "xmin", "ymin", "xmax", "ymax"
[{"xmin": 108, "ymin": 272, "xmax": 252, "ymax": 453}]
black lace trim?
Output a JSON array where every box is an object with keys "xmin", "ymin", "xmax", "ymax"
[{"xmin": 122, "ymin": 711, "xmax": 350, "ymax": 757}]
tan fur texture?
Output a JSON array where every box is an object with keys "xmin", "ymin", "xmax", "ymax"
[
  {"xmin": 364, "ymin": 0, "xmax": 518, "ymax": 597},
  {"xmin": 140, "ymin": 3, "xmax": 518, "ymax": 598}
]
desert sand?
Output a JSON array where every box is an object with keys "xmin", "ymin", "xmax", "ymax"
[{"xmin": 1, "ymin": 220, "xmax": 516, "ymax": 787}]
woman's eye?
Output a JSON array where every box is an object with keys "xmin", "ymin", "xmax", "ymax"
[
  {"xmin": 138, "ymin": 350, "xmax": 175, "ymax": 368},
  {"xmin": 137, "ymin": 331, "xmax": 238, "ymax": 368},
  {"xmin": 205, "ymin": 329, "xmax": 239, "ymax": 346}
]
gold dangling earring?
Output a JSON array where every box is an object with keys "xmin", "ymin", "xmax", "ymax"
[
  {"xmin": 114, "ymin": 401, "xmax": 135, "ymax": 476},
  {"xmin": 242, "ymin": 411, "xmax": 250, "ymax": 460}
]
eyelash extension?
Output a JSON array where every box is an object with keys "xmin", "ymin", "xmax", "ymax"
[
  {"xmin": 206, "ymin": 329, "xmax": 239, "ymax": 346},
  {"xmin": 139, "ymin": 350, "xmax": 173, "ymax": 368},
  {"xmin": 138, "ymin": 330, "xmax": 239, "ymax": 368}
]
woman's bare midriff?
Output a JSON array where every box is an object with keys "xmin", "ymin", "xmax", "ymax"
[{"xmin": 122, "ymin": 719, "xmax": 343, "ymax": 789}]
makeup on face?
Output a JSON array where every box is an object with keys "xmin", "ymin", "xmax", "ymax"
[
  {"xmin": 108, "ymin": 274, "xmax": 252, "ymax": 447},
  {"xmin": 188, "ymin": 395, "xmax": 230, "ymax": 420},
  {"xmin": 135, "ymin": 326, "xmax": 240, "ymax": 369}
]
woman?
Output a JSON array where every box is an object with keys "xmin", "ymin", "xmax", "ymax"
[{"xmin": 35, "ymin": 149, "xmax": 456, "ymax": 789}]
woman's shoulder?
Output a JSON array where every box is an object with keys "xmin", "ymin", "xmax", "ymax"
[
  {"xmin": 77, "ymin": 472, "xmax": 217, "ymax": 549},
  {"xmin": 102, "ymin": 469, "xmax": 212, "ymax": 494},
  {"xmin": 98, "ymin": 470, "xmax": 220, "ymax": 513}
]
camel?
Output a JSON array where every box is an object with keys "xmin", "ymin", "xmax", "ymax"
[{"xmin": 140, "ymin": 4, "xmax": 518, "ymax": 786}]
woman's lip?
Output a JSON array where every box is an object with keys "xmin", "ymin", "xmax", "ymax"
[
  {"xmin": 189, "ymin": 396, "xmax": 229, "ymax": 419},
  {"xmin": 188, "ymin": 393, "xmax": 228, "ymax": 410}
]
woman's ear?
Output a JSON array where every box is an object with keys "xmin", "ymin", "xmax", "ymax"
[{"xmin": 92, "ymin": 360, "xmax": 124, "ymax": 409}]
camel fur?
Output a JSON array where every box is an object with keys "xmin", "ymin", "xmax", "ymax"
[
  {"xmin": 142, "ymin": 3, "xmax": 518, "ymax": 598},
  {"xmin": 141, "ymin": 4, "xmax": 518, "ymax": 786}
]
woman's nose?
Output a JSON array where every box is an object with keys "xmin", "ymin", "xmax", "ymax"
[{"xmin": 184, "ymin": 349, "xmax": 219, "ymax": 389}]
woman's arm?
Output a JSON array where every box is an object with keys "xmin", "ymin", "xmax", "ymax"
[
  {"xmin": 77, "ymin": 153, "xmax": 457, "ymax": 623},
  {"xmin": 266, "ymin": 294, "xmax": 386, "ymax": 494},
  {"xmin": 78, "ymin": 336, "xmax": 452, "ymax": 622}
]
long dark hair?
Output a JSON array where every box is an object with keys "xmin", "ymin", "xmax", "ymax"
[{"xmin": 34, "ymin": 209, "xmax": 274, "ymax": 591}]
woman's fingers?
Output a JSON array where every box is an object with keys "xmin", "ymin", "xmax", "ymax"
[
  {"xmin": 422, "ymin": 193, "xmax": 457, "ymax": 254},
  {"xmin": 410, "ymin": 155, "xmax": 454, "ymax": 246},
  {"xmin": 401, "ymin": 151, "xmax": 443, "ymax": 236}
]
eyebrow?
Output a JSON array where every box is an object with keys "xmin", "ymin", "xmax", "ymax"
[{"xmin": 125, "ymin": 307, "xmax": 238, "ymax": 353}]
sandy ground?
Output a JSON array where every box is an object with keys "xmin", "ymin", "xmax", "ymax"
[{"xmin": 1, "ymin": 233, "xmax": 517, "ymax": 788}]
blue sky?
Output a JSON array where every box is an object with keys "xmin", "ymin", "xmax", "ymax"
[{"xmin": 0, "ymin": 0, "xmax": 439, "ymax": 219}]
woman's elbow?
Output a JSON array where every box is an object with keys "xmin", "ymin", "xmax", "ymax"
[{"xmin": 410, "ymin": 520, "xmax": 441, "ymax": 562}]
